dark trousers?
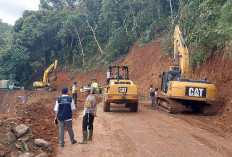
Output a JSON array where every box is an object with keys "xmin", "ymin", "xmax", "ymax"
[
  {"xmin": 72, "ymin": 93, "xmax": 77, "ymax": 104},
  {"xmin": 107, "ymin": 78, "xmax": 110, "ymax": 85},
  {"xmin": 151, "ymin": 96, "xmax": 156, "ymax": 107},
  {"xmin": 82, "ymin": 113, "xmax": 94, "ymax": 131}
]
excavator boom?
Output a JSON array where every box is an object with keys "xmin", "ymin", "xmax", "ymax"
[{"xmin": 173, "ymin": 25, "xmax": 190, "ymax": 79}]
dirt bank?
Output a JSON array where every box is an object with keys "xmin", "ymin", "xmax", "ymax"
[
  {"xmin": 0, "ymin": 90, "xmax": 32, "ymax": 114},
  {"xmin": 53, "ymin": 41, "xmax": 171, "ymax": 97},
  {"xmin": 0, "ymin": 91, "xmax": 61, "ymax": 156}
]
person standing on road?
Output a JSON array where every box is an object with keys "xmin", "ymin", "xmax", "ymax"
[
  {"xmin": 54, "ymin": 87, "xmax": 77, "ymax": 147},
  {"xmin": 149, "ymin": 85, "xmax": 157, "ymax": 107},
  {"xmin": 70, "ymin": 82, "xmax": 78, "ymax": 104},
  {"xmin": 79, "ymin": 87, "xmax": 97, "ymax": 144}
]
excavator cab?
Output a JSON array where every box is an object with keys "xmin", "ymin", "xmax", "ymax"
[{"xmin": 161, "ymin": 71, "xmax": 181, "ymax": 93}]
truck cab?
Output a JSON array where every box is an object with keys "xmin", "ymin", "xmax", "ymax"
[{"xmin": 9, "ymin": 81, "xmax": 21, "ymax": 90}]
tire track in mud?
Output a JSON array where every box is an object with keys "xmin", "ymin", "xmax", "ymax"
[{"xmin": 140, "ymin": 103, "xmax": 232, "ymax": 157}]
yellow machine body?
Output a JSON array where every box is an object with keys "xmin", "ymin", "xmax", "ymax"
[
  {"xmin": 164, "ymin": 81, "xmax": 216, "ymax": 102},
  {"xmin": 105, "ymin": 79, "xmax": 138, "ymax": 104},
  {"xmin": 33, "ymin": 60, "xmax": 58, "ymax": 88},
  {"xmin": 103, "ymin": 65, "xmax": 138, "ymax": 112}
]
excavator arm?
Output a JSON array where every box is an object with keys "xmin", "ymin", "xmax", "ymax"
[
  {"xmin": 43, "ymin": 60, "xmax": 58, "ymax": 84},
  {"xmin": 173, "ymin": 25, "xmax": 190, "ymax": 79}
]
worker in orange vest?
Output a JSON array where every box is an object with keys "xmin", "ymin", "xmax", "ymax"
[{"xmin": 149, "ymin": 85, "xmax": 157, "ymax": 107}]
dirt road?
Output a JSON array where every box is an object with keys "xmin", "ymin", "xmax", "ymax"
[{"xmin": 56, "ymin": 101, "xmax": 232, "ymax": 157}]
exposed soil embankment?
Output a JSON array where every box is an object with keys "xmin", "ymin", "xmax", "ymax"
[
  {"xmin": 0, "ymin": 90, "xmax": 32, "ymax": 114},
  {"xmin": 122, "ymin": 41, "xmax": 171, "ymax": 96},
  {"xmin": 54, "ymin": 41, "xmax": 171, "ymax": 97},
  {"xmin": 0, "ymin": 91, "xmax": 61, "ymax": 156}
]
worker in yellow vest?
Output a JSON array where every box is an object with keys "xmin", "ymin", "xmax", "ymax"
[{"xmin": 70, "ymin": 82, "xmax": 78, "ymax": 104}]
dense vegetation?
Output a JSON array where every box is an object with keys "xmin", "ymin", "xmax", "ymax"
[
  {"xmin": 0, "ymin": 20, "xmax": 12, "ymax": 51},
  {"xmin": 0, "ymin": 0, "xmax": 231, "ymax": 86}
]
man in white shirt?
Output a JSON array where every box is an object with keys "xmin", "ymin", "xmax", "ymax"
[{"xmin": 54, "ymin": 87, "xmax": 77, "ymax": 147}]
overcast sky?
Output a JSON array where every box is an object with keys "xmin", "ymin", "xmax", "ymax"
[{"xmin": 0, "ymin": 0, "xmax": 40, "ymax": 25}]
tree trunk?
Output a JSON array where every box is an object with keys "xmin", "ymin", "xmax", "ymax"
[
  {"xmin": 86, "ymin": 17, "xmax": 104, "ymax": 55},
  {"xmin": 71, "ymin": 34, "xmax": 74, "ymax": 48},
  {"xmin": 169, "ymin": 0, "xmax": 174, "ymax": 24},
  {"xmin": 122, "ymin": 17, "xmax": 128, "ymax": 35},
  {"xmin": 74, "ymin": 27, "xmax": 85, "ymax": 67},
  {"xmin": 156, "ymin": 0, "xmax": 162, "ymax": 19},
  {"xmin": 133, "ymin": 14, "xmax": 138, "ymax": 33}
]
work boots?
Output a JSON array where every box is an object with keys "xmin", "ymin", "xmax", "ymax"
[
  {"xmin": 79, "ymin": 131, "xmax": 87, "ymax": 144},
  {"xmin": 88, "ymin": 130, "xmax": 93, "ymax": 141}
]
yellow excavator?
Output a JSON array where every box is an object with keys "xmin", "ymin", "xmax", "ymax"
[
  {"xmin": 33, "ymin": 60, "xmax": 58, "ymax": 88},
  {"xmin": 156, "ymin": 25, "xmax": 216, "ymax": 115}
]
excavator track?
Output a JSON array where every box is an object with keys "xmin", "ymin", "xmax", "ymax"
[
  {"xmin": 156, "ymin": 97, "xmax": 187, "ymax": 113},
  {"xmin": 200, "ymin": 103, "xmax": 217, "ymax": 116}
]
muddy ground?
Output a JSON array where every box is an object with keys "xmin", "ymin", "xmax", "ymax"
[{"xmin": 56, "ymin": 100, "xmax": 232, "ymax": 157}]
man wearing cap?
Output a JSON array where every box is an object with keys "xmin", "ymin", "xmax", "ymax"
[
  {"xmin": 70, "ymin": 82, "xmax": 78, "ymax": 104},
  {"xmin": 79, "ymin": 87, "xmax": 97, "ymax": 144},
  {"xmin": 54, "ymin": 87, "xmax": 77, "ymax": 147}
]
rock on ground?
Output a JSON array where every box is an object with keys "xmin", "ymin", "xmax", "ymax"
[
  {"xmin": 18, "ymin": 152, "xmax": 33, "ymax": 157},
  {"xmin": 14, "ymin": 124, "xmax": 29, "ymax": 138},
  {"xmin": 35, "ymin": 153, "xmax": 48, "ymax": 157},
  {"xmin": 35, "ymin": 139, "xmax": 49, "ymax": 148},
  {"xmin": 5, "ymin": 132, "xmax": 17, "ymax": 142}
]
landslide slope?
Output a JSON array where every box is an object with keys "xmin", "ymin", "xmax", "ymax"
[{"xmin": 54, "ymin": 41, "xmax": 171, "ymax": 97}]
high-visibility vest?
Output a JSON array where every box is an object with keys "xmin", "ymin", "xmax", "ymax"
[
  {"xmin": 72, "ymin": 85, "xmax": 77, "ymax": 94},
  {"xmin": 86, "ymin": 98, "xmax": 91, "ymax": 108}
]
